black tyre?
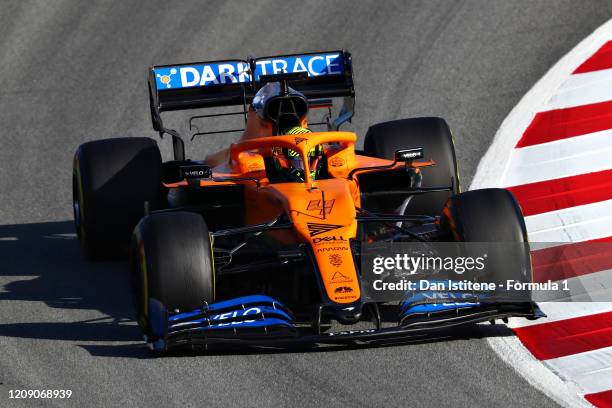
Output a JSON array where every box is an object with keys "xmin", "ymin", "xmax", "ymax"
[
  {"xmin": 131, "ymin": 212, "xmax": 215, "ymax": 335},
  {"xmin": 441, "ymin": 188, "xmax": 531, "ymax": 299},
  {"xmin": 441, "ymin": 188, "xmax": 527, "ymax": 242},
  {"xmin": 72, "ymin": 137, "xmax": 164, "ymax": 258},
  {"xmin": 364, "ymin": 117, "xmax": 459, "ymax": 215}
]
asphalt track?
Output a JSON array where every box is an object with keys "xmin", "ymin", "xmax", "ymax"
[{"xmin": 1, "ymin": 1, "xmax": 610, "ymax": 407}]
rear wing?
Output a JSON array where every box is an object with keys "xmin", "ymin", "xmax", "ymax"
[{"xmin": 148, "ymin": 50, "xmax": 355, "ymax": 159}]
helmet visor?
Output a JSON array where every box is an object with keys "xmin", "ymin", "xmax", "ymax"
[{"xmin": 286, "ymin": 149, "xmax": 305, "ymax": 172}]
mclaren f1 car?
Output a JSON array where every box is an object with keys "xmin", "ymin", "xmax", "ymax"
[{"xmin": 72, "ymin": 50, "xmax": 542, "ymax": 352}]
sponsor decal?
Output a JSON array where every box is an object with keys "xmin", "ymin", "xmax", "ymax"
[
  {"xmin": 180, "ymin": 165, "xmax": 212, "ymax": 179},
  {"xmin": 156, "ymin": 68, "xmax": 177, "ymax": 88},
  {"xmin": 210, "ymin": 307, "xmax": 260, "ymax": 327},
  {"xmin": 334, "ymin": 294, "xmax": 357, "ymax": 301},
  {"xmin": 316, "ymin": 246, "xmax": 349, "ymax": 253},
  {"xmin": 183, "ymin": 170, "xmax": 206, "ymax": 177},
  {"xmin": 313, "ymin": 235, "xmax": 347, "ymax": 244},
  {"xmin": 307, "ymin": 222, "xmax": 343, "ymax": 237},
  {"xmin": 153, "ymin": 53, "xmax": 343, "ymax": 90},
  {"xmin": 154, "ymin": 61, "xmax": 250, "ymax": 89},
  {"xmin": 306, "ymin": 199, "xmax": 335, "ymax": 216},
  {"xmin": 295, "ymin": 137, "xmax": 307, "ymax": 145},
  {"xmin": 329, "ymin": 271, "xmax": 352, "ymax": 283},
  {"xmin": 329, "ymin": 253, "xmax": 343, "ymax": 267},
  {"xmin": 395, "ymin": 148, "xmax": 424, "ymax": 162},
  {"xmin": 326, "ymin": 329, "xmax": 376, "ymax": 337},
  {"xmin": 334, "ymin": 286, "xmax": 353, "ymax": 294},
  {"xmin": 253, "ymin": 53, "xmax": 343, "ymax": 79},
  {"xmin": 329, "ymin": 156, "xmax": 345, "ymax": 167}
]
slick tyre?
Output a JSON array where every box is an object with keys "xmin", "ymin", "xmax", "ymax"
[
  {"xmin": 364, "ymin": 117, "xmax": 459, "ymax": 215},
  {"xmin": 72, "ymin": 137, "xmax": 164, "ymax": 258},
  {"xmin": 131, "ymin": 212, "xmax": 215, "ymax": 336},
  {"xmin": 441, "ymin": 188, "xmax": 531, "ymax": 300}
]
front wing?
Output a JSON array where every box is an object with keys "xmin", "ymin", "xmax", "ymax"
[{"xmin": 145, "ymin": 295, "xmax": 544, "ymax": 352}]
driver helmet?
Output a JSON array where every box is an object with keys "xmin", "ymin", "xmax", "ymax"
[
  {"xmin": 252, "ymin": 82, "xmax": 309, "ymax": 134},
  {"xmin": 273, "ymin": 127, "xmax": 324, "ymax": 182}
]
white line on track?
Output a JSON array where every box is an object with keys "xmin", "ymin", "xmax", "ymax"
[
  {"xmin": 524, "ymin": 199, "xmax": 612, "ymax": 243},
  {"xmin": 503, "ymin": 129, "xmax": 612, "ymax": 187},
  {"xmin": 547, "ymin": 346, "xmax": 612, "ymax": 395},
  {"xmin": 544, "ymin": 68, "xmax": 612, "ymax": 110},
  {"xmin": 507, "ymin": 302, "xmax": 612, "ymax": 328},
  {"xmin": 486, "ymin": 334, "xmax": 592, "ymax": 407},
  {"xmin": 532, "ymin": 269, "xmax": 612, "ymax": 302}
]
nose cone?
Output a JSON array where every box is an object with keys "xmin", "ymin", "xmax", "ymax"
[{"xmin": 271, "ymin": 178, "xmax": 361, "ymax": 304}]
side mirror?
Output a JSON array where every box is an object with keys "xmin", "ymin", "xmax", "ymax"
[
  {"xmin": 395, "ymin": 147, "xmax": 424, "ymax": 162},
  {"xmin": 180, "ymin": 164, "xmax": 212, "ymax": 179}
]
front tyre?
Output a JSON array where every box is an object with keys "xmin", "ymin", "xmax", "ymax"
[
  {"xmin": 440, "ymin": 188, "xmax": 528, "ymax": 243},
  {"xmin": 131, "ymin": 212, "xmax": 215, "ymax": 337},
  {"xmin": 441, "ymin": 188, "xmax": 531, "ymax": 300}
]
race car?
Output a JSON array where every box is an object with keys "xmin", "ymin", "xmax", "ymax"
[{"xmin": 72, "ymin": 50, "xmax": 542, "ymax": 352}]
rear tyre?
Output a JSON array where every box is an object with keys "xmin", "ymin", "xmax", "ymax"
[
  {"xmin": 131, "ymin": 212, "xmax": 215, "ymax": 336},
  {"xmin": 440, "ymin": 188, "xmax": 531, "ymax": 299},
  {"xmin": 72, "ymin": 137, "xmax": 164, "ymax": 258},
  {"xmin": 364, "ymin": 117, "xmax": 459, "ymax": 215}
]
